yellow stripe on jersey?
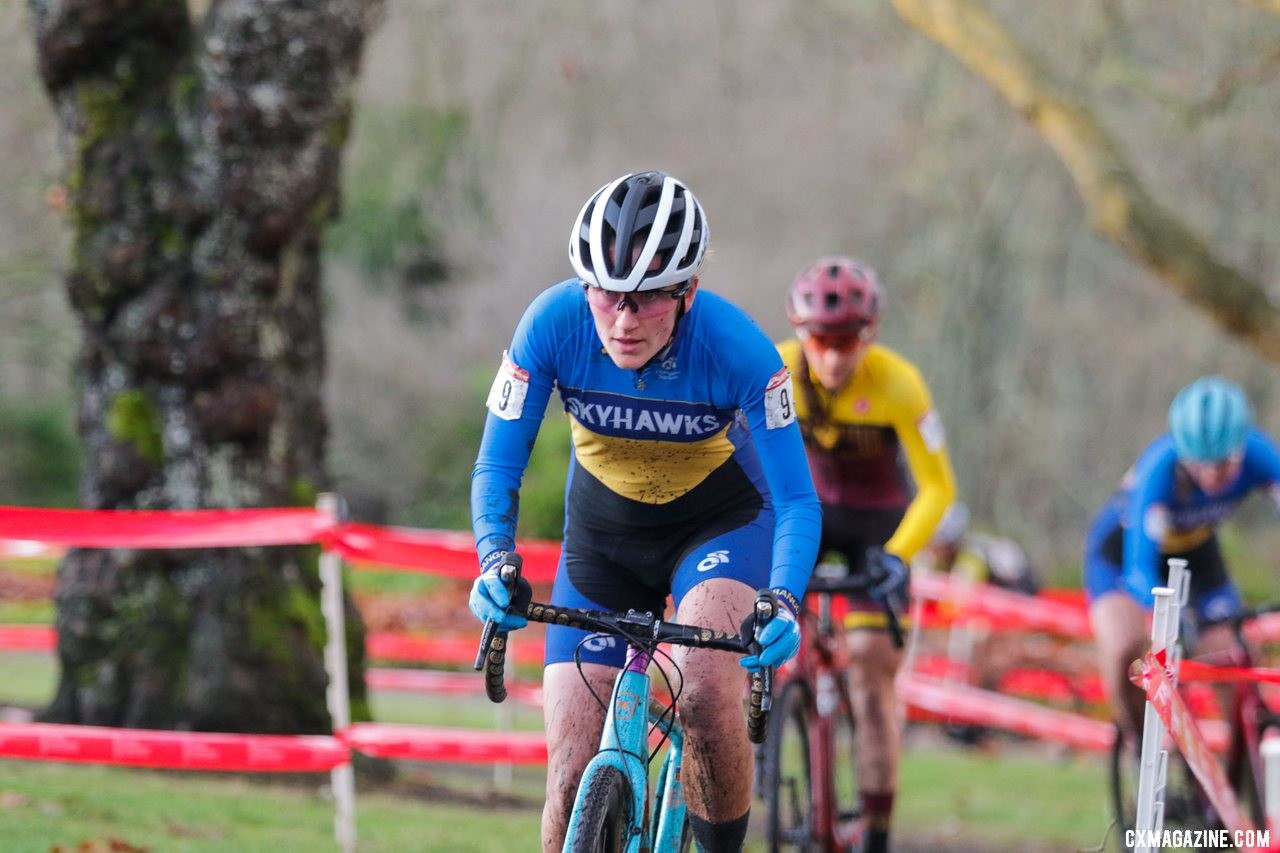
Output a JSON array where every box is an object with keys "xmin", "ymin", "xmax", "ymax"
[
  {"xmin": 570, "ymin": 417, "xmax": 736, "ymax": 504},
  {"xmin": 843, "ymin": 610, "xmax": 914, "ymax": 632},
  {"xmin": 1161, "ymin": 525, "xmax": 1214, "ymax": 555}
]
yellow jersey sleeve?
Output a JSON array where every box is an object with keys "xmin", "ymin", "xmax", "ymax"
[{"xmin": 872, "ymin": 349, "xmax": 955, "ymax": 559}]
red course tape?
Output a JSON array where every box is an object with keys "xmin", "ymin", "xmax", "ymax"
[
  {"xmin": 0, "ymin": 722, "xmax": 348, "ymax": 772},
  {"xmin": 0, "ymin": 506, "xmax": 332, "ymax": 549},
  {"xmin": 343, "ymin": 723, "xmax": 548, "ymax": 765}
]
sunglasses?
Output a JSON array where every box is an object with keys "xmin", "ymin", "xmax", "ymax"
[
  {"xmin": 805, "ymin": 329, "xmax": 869, "ymax": 353},
  {"xmin": 582, "ymin": 283, "xmax": 689, "ymax": 318}
]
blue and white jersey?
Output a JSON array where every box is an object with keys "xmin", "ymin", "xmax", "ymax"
[
  {"xmin": 471, "ymin": 280, "xmax": 822, "ymax": 600},
  {"xmin": 1117, "ymin": 429, "xmax": 1280, "ymax": 596}
]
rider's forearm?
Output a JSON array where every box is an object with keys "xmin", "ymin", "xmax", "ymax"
[
  {"xmin": 769, "ymin": 498, "xmax": 822, "ymax": 611},
  {"xmin": 471, "ymin": 417, "xmax": 540, "ymax": 564}
]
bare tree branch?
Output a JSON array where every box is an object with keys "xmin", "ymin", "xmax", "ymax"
[
  {"xmin": 891, "ymin": 0, "xmax": 1280, "ymax": 365},
  {"xmin": 1188, "ymin": 44, "xmax": 1280, "ymax": 122}
]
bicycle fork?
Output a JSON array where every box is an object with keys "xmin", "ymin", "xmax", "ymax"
[
  {"xmin": 563, "ymin": 654, "xmax": 655, "ymax": 853},
  {"xmin": 651, "ymin": 722, "xmax": 688, "ymax": 852}
]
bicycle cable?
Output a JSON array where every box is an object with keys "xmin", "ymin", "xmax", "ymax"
[
  {"xmin": 572, "ymin": 627, "xmax": 663, "ymax": 772},
  {"xmin": 645, "ymin": 643, "xmax": 684, "ymax": 764}
]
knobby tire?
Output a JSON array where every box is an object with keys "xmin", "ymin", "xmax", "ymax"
[
  {"xmin": 571, "ymin": 766, "xmax": 634, "ymax": 853},
  {"xmin": 764, "ymin": 678, "xmax": 813, "ymax": 852}
]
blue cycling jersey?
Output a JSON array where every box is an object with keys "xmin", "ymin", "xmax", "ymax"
[
  {"xmin": 471, "ymin": 280, "xmax": 822, "ymax": 603},
  {"xmin": 1117, "ymin": 429, "xmax": 1280, "ymax": 600}
]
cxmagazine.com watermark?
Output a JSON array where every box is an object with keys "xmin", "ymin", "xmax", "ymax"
[{"xmin": 1124, "ymin": 828, "xmax": 1271, "ymax": 849}]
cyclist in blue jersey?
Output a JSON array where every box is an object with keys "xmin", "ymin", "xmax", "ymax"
[
  {"xmin": 1085, "ymin": 375, "xmax": 1280, "ymax": 735},
  {"xmin": 468, "ymin": 171, "xmax": 822, "ymax": 853}
]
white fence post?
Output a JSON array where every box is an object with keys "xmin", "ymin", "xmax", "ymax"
[
  {"xmin": 1263, "ymin": 735, "xmax": 1280, "ymax": 837},
  {"xmin": 1134, "ymin": 586, "xmax": 1174, "ymax": 852},
  {"xmin": 318, "ymin": 493, "xmax": 357, "ymax": 853},
  {"xmin": 1133, "ymin": 559, "xmax": 1189, "ymax": 853}
]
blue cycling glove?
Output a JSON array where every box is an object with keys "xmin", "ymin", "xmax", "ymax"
[
  {"xmin": 740, "ymin": 604, "xmax": 801, "ymax": 672},
  {"xmin": 866, "ymin": 548, "xmax": 909, "ymax": 613},
  {"xmin": 468, "ymin": 559, "xmax": 528, "ymax": 631}
]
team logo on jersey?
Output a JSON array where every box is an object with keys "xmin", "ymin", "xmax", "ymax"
[
  {"xmin": 657, "ymin": 356, "xmax": 680, "ymax": 381},
  {"xmin": 918, "ymin": 409, "xmax": 946, "ymax": 452},
  {"xmin": 561, "ymin": 388, "xmax": 730, "ymax": 441},
  {"xmin": 581, "ymin": 635, "xmax": 618, "ymax": 653},
  {"xmin": 696, "ymin": 550, "xmax": 731, "ymax": 572}
]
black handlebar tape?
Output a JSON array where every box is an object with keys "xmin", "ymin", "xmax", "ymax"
[
  {"xmin": 474, "ymin": 555, "xmax": 528, "ymax": 702},
  {"xmin": 747, "ymin": 667, "xmax": 771, "ymax": 744},
  {"xmin": 746, "ymin": 590, "xmax": 777, "ymax": 744},
  {"xmin": 483, "ymin": 631, "xmax": 510, "ymax": 704}
]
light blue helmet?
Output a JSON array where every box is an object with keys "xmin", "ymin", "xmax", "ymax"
[{"xmin": 1167, "ymin": 376, "xmax": 1252, "ymax": 463}]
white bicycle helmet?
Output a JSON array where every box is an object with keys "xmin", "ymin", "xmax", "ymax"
[
  {"xmin": 568, "ymin": 171, "xmax": 709, "ymax": 292},
  {"xmin": 932, "ymin": 502, "xmax": 969, "ymax": 548}
]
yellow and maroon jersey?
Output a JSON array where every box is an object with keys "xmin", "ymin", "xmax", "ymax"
[{"xmin": 777, "ymin": 338, "xmax": 956, "ymax": 560}]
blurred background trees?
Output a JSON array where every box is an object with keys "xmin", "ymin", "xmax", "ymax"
[{"xmin": 3, "ymin": 1, "xmax": 1278, "ymax": 594}]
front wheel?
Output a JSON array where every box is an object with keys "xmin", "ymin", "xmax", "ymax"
[
  {"xmin": 762, "ymin": 678, "xmax": 813, "ymax": 852},
  {"xmin": 570, "ymin": 765, "xmax": 634, "ymax": 853}
]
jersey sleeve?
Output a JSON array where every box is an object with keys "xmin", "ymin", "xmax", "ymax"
[
  {"xmin": 724, "ymin": 321, "xmax": 822, "ymax": 608},
  {"xmin": 1242, "ymin": 430, "xmax": 1280, "ymax": 515},
  {"xmin": 470, "ymin": 286, "xmax": 565, "ymax": 565},
  {"xmin": 883, "ymin": 362, "xmax": 956, "ymax": 560},
  {"xmin": 1121, "ymin": 443, "xmax": 1179, "ymax": 606}
]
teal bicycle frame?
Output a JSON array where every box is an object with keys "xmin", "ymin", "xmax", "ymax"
[
  {"xmin": 474, "ymin": 553, "xmax": 773, "ymax": 853},
  {"xmin": 563, "ymin": 644, "xmax": 688, "ymax": 852}
]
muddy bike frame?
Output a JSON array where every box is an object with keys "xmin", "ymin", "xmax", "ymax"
[{"xmin": 475, "ymin": 554, "xmax": 774, "ymax": 853}]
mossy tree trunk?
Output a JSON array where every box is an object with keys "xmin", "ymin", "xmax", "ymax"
[{"xmin": 28, "ymin": 0, "xmax": 383, "ymax": 732}]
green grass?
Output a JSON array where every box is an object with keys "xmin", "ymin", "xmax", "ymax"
[
  {"xmin": 0, "ymin": 599, "xmax": 53, "ymax": 624},
  {"xmin": 0, "ymin": 759, "xmax": 543, "ymax": 852},
  {"xmin": 0, "ymin": 652, "xmax": 56, "ymax": 707},
  {"xmin": 0, "ymin": 652, "xmax": 1121, "ymax": 851},
  {"xmin": 370, "ymin": 689, "xmax": 544, "ymax": 730},
  {"xmin": 896, "ymin": 738, "xmax": 1117, "ymax": 851},
  {"xmin": 345, "ymin": 566, "xmax": 445, "ymax": 596},
  {"xmin": 0, "ymin": 648, "xmax": 1120, "ymax": 852},
  {"xmin": 0, "ymin": 737, "xmax": 1119, "ymax": 852}
]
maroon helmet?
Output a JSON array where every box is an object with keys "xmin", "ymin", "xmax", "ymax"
[{"xmin": 785, "ymin": 256, "xmax": 882, "ymax": 334}]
